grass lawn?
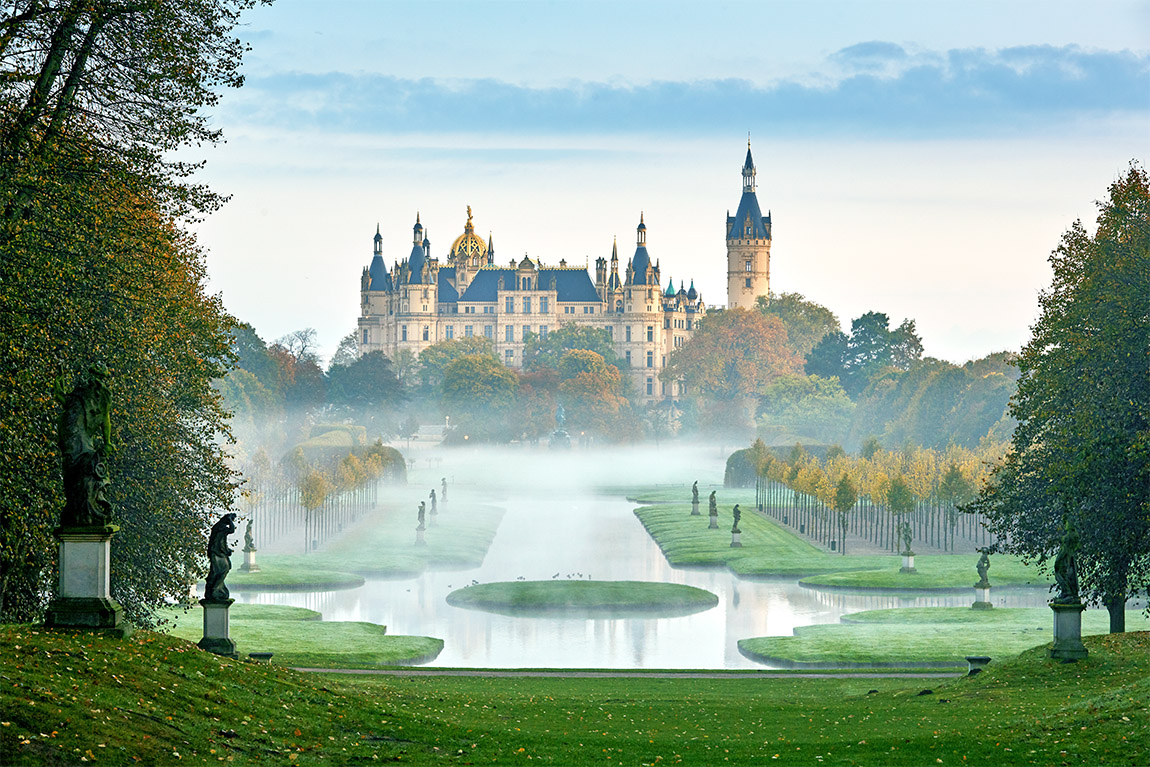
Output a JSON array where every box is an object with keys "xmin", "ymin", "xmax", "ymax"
[
  {"xmin": 223, "ymin": 563, "xmax": 366, "ymax": 591},
  {"xmin": 257, "ymin": 501, "xmax": 506, "ymax": 581},
  {"xmin": 635, "ymin": 502, "xmax": 1050, "ymax": 586},
  {"xmin": 2, "ymin": 625, "xmax": 1147, "ymax": 765},
  {"xmin": 158, "ymin": 603, "xmax": 443, "ymax": 668},
  {"xmin": 625, "ymin": 485, "xmax": 756, "ymax": 506},
  {"xmin": 444, "ymin": 580, "xmax": 718, "ymax": 617},
  {"xmin": 738, "ymin": 607, "xmax": 1150, "ymax": 667}
]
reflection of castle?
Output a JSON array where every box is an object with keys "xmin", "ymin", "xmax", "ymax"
[{"xmin": 358, "ymin": 145, "xmax": 772, "ymax": 404}]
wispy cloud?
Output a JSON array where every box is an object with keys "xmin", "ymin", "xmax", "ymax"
[{"xmin": 224, "ymin": 44, "xmax": 1148, "ymax": 138}]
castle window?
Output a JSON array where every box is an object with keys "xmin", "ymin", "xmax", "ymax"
[
  {"xmin": 584, "ymin": 306, "xmax": 594, "ymax": 314},
  {"xmin": 446, "ymin": 325, "xmax": 454, "ymax": 340},
  {"xmin": 464, "ymin": 325, "xmax": 473, "ymax": 337},
  {"xmin": 565, "ymin": 306, "xmax": 574, "ymax": 314},
  {"xmin": 505, "ymin": 325, "xmax": 513, "ymax": 342},
  {"xmin": 615, "ymin": 300, "xmax": 623, "ymax": 313},
  {"xmin": 523, "ymin": 298, "xmax": 532, "ymax": 314},
  {"xmin": 540, "ymin": 297, "xmax": 549, "ymax": 314},
  {"xmin": 646, "ymin": 326, "xmax": 654, "ymax": 342},
  {"xmin": 646, "ymin": 351, "xmax": 653, "ymax": 368},
  {"xmin": 522, "ymin": 325, "xmax": 530, "ymax": 340},
  {"xmin": 661, "ymin": 381, "xmax": 667, "ymax": 396},
  {"xmin": 606, "ymin": 326, "xmax": 613, "ymax": 338},
  {"xmin": 362, "ymin": 329, "xmax": 368, "ymax": 343},
  {"xmin": 745, "ymin": 260, "xmax": 752, "ymax": 272},
  {"xmin": 745, "ymin": 277, "xmax": 752, "ymax": 288},
  {"xmin": 484, "ymin": 325, "xmax": 493, "ymax": 339},
  {"xmin": 646, "ymin": 377, "xmax": 653, "ymax": 396},
  {"xmin": 422, "ymin": 326, "xmax": 429, "ymax": 341},
  {"xmin": 505, "ymin": 297, "xmax": 514, "ymax": 313},
  {"xmin": 401, "ymin": 325, "xmax": 407, "ymax": 341},
  {"xmin": 625, "ymin": 326, "xmax": 632, "ymax": 342},
  {"xmin": 484, "ymin": 306, "xmax": 494, "ymax": 314},
  {"xmin": 664, "ymin": 318, "xmax": 670, "ymax": 329},
  {"xmin": 540, "ymin": 326, "xmax": 548, "ymax": 338},
  {"xmin": 625, "ymin": 350, "xmax": 631, "ymax": 364},
  {"xmin": 505, "ymin": 349, "xmax": 514, "ymax": 361}
]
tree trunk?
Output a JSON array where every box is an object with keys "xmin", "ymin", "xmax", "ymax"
[{"xmin": 1106, "ymin": 596, "xmax": 1126, "ymax": 633}]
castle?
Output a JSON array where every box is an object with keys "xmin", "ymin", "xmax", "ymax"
[{"xmin": 358, "ymin": 144, "xmax": 772, "ymax": 405}]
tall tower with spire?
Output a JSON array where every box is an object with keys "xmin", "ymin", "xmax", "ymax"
[{"xmin": 726, "ymin": 141, "xmax": 771, "ymax": 309}]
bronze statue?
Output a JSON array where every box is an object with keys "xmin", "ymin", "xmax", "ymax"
[
  {"xmin": 204, "ymin": 513, "xmax": 237, "ymax": 602},
  {"xmin": 441, "ymin": 477, "xmax": 447, "ymax": 503},
  {"xmin": 1053, "ymin": 524, "xmax": 1080, "ymax": 604},
  {"xmin": 731, "ymin": 504, "xmax": 741, "ymax": 534},
  {"xmin": 975, "ymin": 548, "xmax": 990, "ymax": 588},
  {"xmin": 708, "ymin": 490, "xmax": 717, "ymax": 516},
  {"xmin": 429, "ymin": 489, "xmax": 437, "ymax": 514},
  {"xmin": 57, "ymin": 364, "xmax": 114, "ymax": 527},
  {"xmin": 898, "ymin": 520, "xmax": 914, "ymax": 556},
  {"xmin": 692, "ymin": 481, "xmax": 699, "ymax": 504},
  {"xmin": 242, "ymin": 519, "xmax": 256, "ymax": 553}
]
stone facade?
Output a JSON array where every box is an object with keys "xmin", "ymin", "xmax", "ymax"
[{"xmin": 725, "ymin": 143, "xmax": 771, "ymax": 309}]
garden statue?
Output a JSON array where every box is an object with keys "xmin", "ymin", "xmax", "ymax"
[
  {"xmin": 692, "ymin": 481, "xmax": 699, "ymax": 504},
  {"xmin": 430, "ymin": 488, "xmax": 437, "ymax": 514},
  {"xmin": 243, "ymin": 519, "xmax": 256, "ymax": 553},
  {"xmin": 898, "ymin": 520, "xmax": 914, "ymax": 556},
  {"xmin": 975, "ymin": 548, "xmax": 991, "ymax": 588},
  {"xmin": 556, "ymin": 403, "xmax": 566, "ymax": 430},
  {"xmin": 204, "ymin": 513, "xmax": 237, "ymax": 602},
  {"xmin": 441, "ymin": 477, "xmax": 448, "ymax": 502},
  {"xmin": 731, "ymin": 504, "xmax": 741, "ymax": 534},
  {"xmin": 708, "ymin": 491, "xmax": 717, "ymax": 516},
  {"xmin": 57, "ymin": 363, "xmax": 115, "ymax": 527},
  {"xmin": 417, "ymin": 501, "xmax": 426, "ymax": 531},
  {"xmin": 1053, "ymin": 524, "xmax": 1080, "ymax": 604}
]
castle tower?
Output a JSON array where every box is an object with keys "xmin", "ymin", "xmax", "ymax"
[{"xmin": 726, "ymin": 141, "xmax": 771, "ymax": 309}]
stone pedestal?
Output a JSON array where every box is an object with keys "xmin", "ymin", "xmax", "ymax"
[
  {"xmin": 240, "ymin": 549, "xmax": 260, "ymax": 572},
  {"xmin": 415, "ymin": 528, "xmax": 426, "ymax": 546},
  {"xmin": 972, "ymin": 586, "xmax": 992, "ymax": 610},
  {"xmin": 965, "ymin": 655, "xmax": 991, "ymax": 675},
  {"xmin": 900, "ymin": 554, "xmax": 917, "ymax": 574},
  {"xmin": 198, "ymin": 599, "xmax": 238, "ymax": 658},
  {"xmin": 730, "ymin": 531, "xmax": 742, "ymax": 548},
  {"xmin": 691, "ymin": 500, "xmax": 700, "ymax": 516},
  {"xmin": 708, "ymin": 513, "xmax": 719, "ymax": 529},
  {"xmin": 44, "ymin": 525, "xmax": 131, "ymax": 637},
  {"xmin": 1050, "ymin": 602, "xmax": 1088, "ymax": 662}
]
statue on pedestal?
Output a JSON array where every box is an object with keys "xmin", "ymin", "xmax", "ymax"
[
  {"xmin": 708, "ymin": 491, "xmax": 717, "ymax": 516},
  {"xmin": 441, "ymin": 477, "xmax": 448, "ymax": 502},
  {"xmin": 417, "ymin": 501, "xmax": 426, "ymax": 531},
  {"xmin": 242, "ymin": 519, "xmax": 257, "ymax": 553},
  {"xmin": 898, "ymin": 520, "xmax": 914, "ymax": 556},
  {"xmin": 1053, "ymin": 524, "xmax": 1080, "ymax": 605},
  {"xmin": 57, "ymin": 364, "xmax": 114, "ymax": 527},
  {"xmin": 691, "ymin": 481, "xmax": 699, "ymax": 504},
  {"xmin": 204, "ymin": 513, "xmax": 237, "ymax": 602},
  {"xmin": 429, "ymin": 489, "xmax": 437, "ymax": 514},
  {"xmin": 731, "ymin": 504, "xmax": 741, "ymax": 534},
  {"xmin": 975, "ymin": 548, "xmax": 991, "ymax": 589}
]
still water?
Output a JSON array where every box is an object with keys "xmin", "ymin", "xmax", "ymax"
[{"xmin": 241, "ymin": 447, "xmax": 1049, "ymax": 669}]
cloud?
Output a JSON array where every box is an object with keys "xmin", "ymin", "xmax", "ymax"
[{"xmin": 222, "ymin": 44, "xmax": 1149, "ymax": 138}]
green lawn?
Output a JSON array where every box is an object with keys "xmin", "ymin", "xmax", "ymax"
[
  {"xmin": 624, "ymin": 484, "xmax": 754, "ymax": 506},
  {"xmin": 158, "ymin": 603, "xmax": 443, "ymax": 668},
  {"xmin": 635, "ymin": 501, "xmax": 1050, "ymax": 586},
  {"xmin": 2, "ymin": 625, "xmax": 1147, "ymax": 765},
  {"xmin": 223, "ymin": 563, "xmax": 366, "ymax": 591},
  {"xmin": 738, "ymin": 607, "xmax": 1150, "ymax": 667},
  {"xmin": 445, "ymin": 580, "xmax": 718, "ymax": 616}
]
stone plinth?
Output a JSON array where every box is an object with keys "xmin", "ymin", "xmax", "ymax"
[
  {"xmin": 44, "ymin": 525, "xmax": 131, "ymax": 637},
  {"xmin": 241, "ymin": 549, "xmax": 260, "ymax": 572},
  {"xmin": 691, "ymin": 500, "xmax": 700, "ymax": 516},
  {"xmin": 415, "ymin": 528, "xmax": 426, "ymax": 546},
  {"xmin": 900, "ymin": 554, "xmax": 917, "ymax": 574},
  {"xmin": 708, "ymin": 513, "xmax": 719, "ymax": 529},
  {"xmin": 972, "ymin": 586, "xmax": 992, "ymax": 610},
  {"xmin": 730, "ymin": 531, "xmax": 742, "ymax": 548},
  {"xmin": 965, "ymin": 655, "xmax": 991, "ymax": 675},
  {"xmin": 198, "ymin": 598, "xmax": 238, "ymax": 658},
  {"xmin": 1050, "ymin": 602, "xmax": 1088, "ymax": 662}
]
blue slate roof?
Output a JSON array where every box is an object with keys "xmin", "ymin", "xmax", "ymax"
[
  {"xmin": 457, "ymin": 267, "xmax": 601, "ymax": 303},
  {"xmin": 437, "ymin": 266, "xmax": 458, "ymax": 303},
  {"xmin": 407, "ymin": 243, "xmax": 428, "ymax": 283},
  {"xmin": 727, "ymin": 191, "xmax": 771, "ymax": 240},
  {"xmin": 458, "ymin": 269, "xmax": 513, "ymax": 302},
  {"xmin": 631, "ymin": 246, "xmax": 653, "ymax": 284},
  {"xmin": 367, "ymin": 254, "xmax": 392, "ymax": 291}
]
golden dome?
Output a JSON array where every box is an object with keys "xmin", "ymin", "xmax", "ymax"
[{"xmin": 450, "ymin": 205, "xmax": 488, "ymax": 267}]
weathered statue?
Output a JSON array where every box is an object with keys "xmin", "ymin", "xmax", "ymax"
[
  {"xmin": 731, "ymin": 504, "xmax": 741, "ymax": 534},
  {"xmin": 242, "ymin": 519, "xmax": 256, "ymax": 553},
  {"xmin": 708, "ymin": 491, "xmax": 717, "ymax": 516},
  {"xmin": 898, "ymin": 520, "xmax": 914, "ymax": 556},
  {"xmin": 1053, "ymin": 524, "xmax": 1080, "ymax": 604},
  {"xmin": 417, "ymin": 501, "xmax": 426, "ymax": 531},
  {"xmin": 692, "ymin": 481, "xmax": 699, "ymax": 504},
  {"xmin": 441, "ymin": 477, "xmax": 447, "ymax": 502},
  {"xmin": 204, "ymin": 513, "xmax": 237, "ymax": 602},
  {"xmin": 429, "ymin": 489, "xmax": 437, "ymax": 513},
  {"xmin": 556, "ymin": 403, "xmax": 566, "ymax": 430},
  {"xmin": 57, "ymin": 364, "xmax": 114, "ymax": 527},
  {"xmin": 975, "ymin": 548, "xmax": 991, "ymax": 588}
]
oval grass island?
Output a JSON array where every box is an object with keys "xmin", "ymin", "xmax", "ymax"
[{"xmin": 445, "ymin": 580, "xmax": 719, "ymax": 617}]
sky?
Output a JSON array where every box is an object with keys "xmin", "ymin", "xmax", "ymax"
[{"xmin": 192, "ymin": 0, "xmax": 1150, "ymax": 365}]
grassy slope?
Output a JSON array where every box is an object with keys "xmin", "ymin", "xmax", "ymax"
[
  {"xmin": 739, "ymin": 607, "xmax": 1150, "ymax": 667},
  {"xmin": 444, "ymin": 580, "xmax": 718, "ymax": 616},
  {"xmin": 224, "ymin": 564, "xmax": 365, "ymax": 591},
  {"xmin": 2, "ymin": 626, "xmax": 1147, "ymax": 765},
  {"xmin": 158, "ymin": 604, "xmax": 443, "ymax": 668},
  {"xmin": 635, "ymin": 501, "xmax": 1049, "ymax": 585}
]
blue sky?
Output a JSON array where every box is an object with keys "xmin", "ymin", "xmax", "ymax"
[{"xmin": 194, "ymin": 0, "xmax": 1149, "ymax": 363}]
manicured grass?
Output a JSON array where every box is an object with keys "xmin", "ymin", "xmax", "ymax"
[
  {"xmin": 159, "ymin": 603, "xmax": 443, "ymax": 667},
  {"xmin": 635, "ymin": 502, "xmax": 1051, "ymax": 586},
  {"xmin": 445, "ymin": 580, "xmax": 719, "ymax": 616},
  {"xmin": 223, "ymin": 563, "xmax": 366, "ymax": 591},
  {"xmin": 2, "ymin": 625, "xmax": 1147, "ymax": 765},
  {"xmin": 738, "ymin": 607, "xmax": 1150, "ymax": 667}
]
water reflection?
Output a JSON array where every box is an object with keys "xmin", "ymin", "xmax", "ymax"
[{"xmin": 243, "ymin": 488, "xmax": 1049, "ymax": 669}]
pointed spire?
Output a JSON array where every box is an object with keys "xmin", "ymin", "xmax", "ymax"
[
  {"xmin": 611, "ymin": 236, "xmax": 618, "ymax": 260},
  {"xmin": 636, "ymin": 213, "xmax": 646, "ymax": 246},
  {"xmin": 413, "ymin": 213, "xmax": 423, "ymax": 243},
  {"xmin": 742, "ymin": 141, "xmax": 756, "ymax": 193}
]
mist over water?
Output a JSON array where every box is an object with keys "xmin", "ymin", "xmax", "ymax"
[{"xmin": 243, "ymin": 444, "xmax": 1048, "ymax": 668}]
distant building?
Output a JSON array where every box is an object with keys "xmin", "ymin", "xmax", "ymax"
[{"xmin": 357, "ymin": 144, "xmax": 771, "ymax": 404}]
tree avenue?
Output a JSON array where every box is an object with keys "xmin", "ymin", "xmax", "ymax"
[{"xmin": 971, "ymin": 162, "xmax": 1150, "ymax": 633}]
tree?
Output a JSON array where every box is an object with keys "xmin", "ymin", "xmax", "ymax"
[
  {"xmin": 806, "ymin": 312, "xmax": 923, "ymax": 397},
  {"xmin": 522, "ymin": 323, "xmax": 620, "ymax": 373},
  {"xmin": 757, "ymin": 374, "xmax": 854, "ymax": 444},
  {"xmin": 664, "ymin": 308, "xmax": 801, "ymax": 433},
  {"xmin": 441, "ymin": 353, "xmax": 519, "ymax": 441},
  {"xmin": 329, "ymin": 332, "xmax": 359, "ymax": 369},
  {"xmin": 833, "ymin": 476, "xmax": 857, "ymax": 555},
  {"xmin": 418, "ymin": 337, "xmax": 495, "ymax": 391},
  {"xmin": 756, "ymin": 292, "xmax": 841, "ymax": 359},
  {"xmin": 971, "ymin": 163, "xmax": 1150, "ymax": 633},
  {"xmin": 326, "ymin": 351, "xmax": 405, "ymax": 437},
  {"xmin": 557, "ymin": 349, "xmax": 628, "ymax": 439}
]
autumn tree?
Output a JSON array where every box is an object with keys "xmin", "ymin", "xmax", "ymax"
[
  {"xmin": 418, "ymin": 336, "xmax": 495, "ymax": 392},
  {"xmin": 557, "ymin": 349, "xmax": 629, "ymax": 439},
  {"xmin": 756, "ymin": 292, "xmax": 841, "ymax": 358},
  {"xmin": 326, "ymin": 350, "xmax": 405, "ymax": 438},
  {"xmin": 441, "ymin": 353, "xmax": 519, "ymax": 441},
  {"xmin": 523, "ymin": 323, "xmax": 621, "ymax": 374},
  {"xmin": 972, "ymin": 163, "xmax": 1150, "ymax": 632},
  {"xmin": 833, "ymin": 476, "xmax": 858, "ymax": 555}
]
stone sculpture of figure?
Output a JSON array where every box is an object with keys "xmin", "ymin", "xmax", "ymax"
[
  {"xmin": 708, "ymin": 491, "xmax": 717, "ymax": 516},
  {"xmin": 556, "ymin": 403, "xmax": 566, "ymax": 430},
  {"xmin": 441, "ymin": 477, "xmax": 447, "ymax": 502},
  {"xmin": 204, "ymin": 513, "xmax": 237, "ymax": 602},
  {"xmin": 732, "ymin": 504, "xmax": 741, "ymax": 534},
  {"xmin": 242, "ymin": 519, "xmax": 256, "ymax": 553},
  {"xmin": 975, "ymin": 548, "xmax": 991, "ymax": 588},
  {"xmin": 1053, "ymin": 524, "xmax": 1080, "ymax": 604},
  {"xmin": 417, "ymin": 501, "xmax": 426, "ymax": 531},
  {"xmin": 57, "ymin": 364, "xmax": 115, "ymax": 527},
  {"xmin": 898, "ymin": 520, "xmax": 913, "ymax": 555},
  {"xmin": 692, "ymin": 481, "xmax": 699, "ymax": 504},
  {"xmin": 429, "ymin": 489, "xmax": 437, "ymax": 513}
]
